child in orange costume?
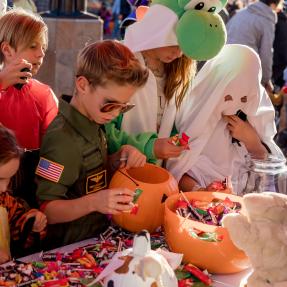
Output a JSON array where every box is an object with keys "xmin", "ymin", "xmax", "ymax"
[{"xmin": 0, "ymin": 126, "xmax": 47, "ymax": 263}]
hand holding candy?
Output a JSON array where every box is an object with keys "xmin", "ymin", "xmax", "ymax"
[
  {"xmin": 127, "ymin": 188, "xmax": 143, "ymax": 215},
  {"xmin": 154, "ymin": 137, "xmax": 187, "ymax": 159},
  {"xmin": 169, "ymin": 133, "xmax": 190, "ymax": 149},
  {"xmin": 88, "ymin": 187, "xmax": 134, "ymax": 215}
]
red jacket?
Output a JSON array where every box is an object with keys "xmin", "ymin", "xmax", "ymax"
[{"xmin": 0, "ymin": 79, "xmax": 58, "ymax": 149}]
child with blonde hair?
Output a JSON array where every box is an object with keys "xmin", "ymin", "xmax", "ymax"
[{"xmin": 0, "ymin": 9, "xmax": 58, "ymax": 207}]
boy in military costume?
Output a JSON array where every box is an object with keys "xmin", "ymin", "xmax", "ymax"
[{"xmin": 36, "ymin": 40, "xmax": 149, "ymax": 248}]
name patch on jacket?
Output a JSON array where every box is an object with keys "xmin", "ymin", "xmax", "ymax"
[{"xmin": 86, "ymin": 170, "xmax": 107, "ymax": 194}]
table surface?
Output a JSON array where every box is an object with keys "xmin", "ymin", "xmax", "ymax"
[{"xmin": 18, "ymin": 238, "xmax": 252, "ymax": 287}]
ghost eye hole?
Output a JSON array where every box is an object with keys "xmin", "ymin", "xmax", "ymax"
[
  {"xmin": 224, "ymin": 95, "xmax": 233, "ymax": 101},
  {"xmin": 241, "ymin": 96, "xmax": 247, "ymax": 103},
  {"xmin": 208, "ymin": 6, "xmax": 216, "ymax": 12},
  {"xmin": 195, "ymin": 2, "xmax": 205, "ymax": 10}
]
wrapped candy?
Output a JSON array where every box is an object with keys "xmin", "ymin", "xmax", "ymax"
[{"xmin": 169, "ymin": 133, "xmax": 190, "ymax": 149}]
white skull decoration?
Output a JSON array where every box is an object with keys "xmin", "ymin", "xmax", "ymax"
[{"xmin": 91, "ymin": 230, "xmax": 179, "ymax": 287}]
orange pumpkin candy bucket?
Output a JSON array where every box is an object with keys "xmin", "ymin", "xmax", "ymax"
[
  {"xmin": 164, "ymin": 191, "xmax": 251, "ymax": 274},
  {"xmin": 109, "ymin": 163, "xmax": 179, "ymax": 233}
]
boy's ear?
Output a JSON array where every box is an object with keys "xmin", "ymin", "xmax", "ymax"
[
  {"xmin": 75, "ymin": 76, "xmax": 90, "ymax": 94},
  {"xmin": 1, "ymin": 42, "xmax": 14, "ymax": 60}
]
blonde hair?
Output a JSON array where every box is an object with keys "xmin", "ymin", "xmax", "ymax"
[
  {"xmin": 0, "ymin": 9, "xmax": 48, "ymax": 64},
  {"xmin": 164, "ymin": 55, "xmax": 196, "ymax": 108},
  {"xmin": 76, "ymin": 40, "xmax": 149, "ymax": 89}
]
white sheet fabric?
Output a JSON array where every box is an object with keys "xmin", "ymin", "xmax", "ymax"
[
  {"xmin": 0, "ymin": 0, "xmax": 6, "ymax": 16},
  {"xmin": 166, "ymin": 44, "xmax": 283, "ymax": 190},
  {"xmin": 124, "ymin": 4, "xmax": 178, "ymax": 53}
]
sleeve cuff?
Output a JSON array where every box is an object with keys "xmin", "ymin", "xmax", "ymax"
[{"xmin": 144, "ymin": 137, "xmax": 157, "ymax": 161}]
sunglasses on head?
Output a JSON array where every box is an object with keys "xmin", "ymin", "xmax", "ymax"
[{"xmin": 100, "ymin": 101, "xmax": 136, "ymax": 114}]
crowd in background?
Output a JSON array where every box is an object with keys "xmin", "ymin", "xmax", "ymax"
[{"xmin": 6, "ymin": 0, "xmax": 287, "ymax": 154}]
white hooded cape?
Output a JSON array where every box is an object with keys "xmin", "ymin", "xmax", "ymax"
[
  {"xmin": 166, "ymin": 44, "xmax": 283, "ymax": 191},
  {"xmin": 121, "ymin": 4, "xmax": 179, "ymax": 139}
]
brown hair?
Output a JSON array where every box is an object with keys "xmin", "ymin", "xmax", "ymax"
[
  {"xmin": 76, "ymin": 40, "xmax": 149, "ymax": 89},
  {"xmin": 164, "ymin": 55, "xmax": 196, "ymax": 108},
  {"xmin": 0, "ymin": 8, "xmax": 48, "ymax": 64},
  {"xmin": 0, "ymin": 126, "xmax": 22, "ymax": 165}
]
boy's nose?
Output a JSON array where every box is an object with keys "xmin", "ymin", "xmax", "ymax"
[{"xmin": 36, "ymin": 47, "xmax": 45, "ymax": 58}]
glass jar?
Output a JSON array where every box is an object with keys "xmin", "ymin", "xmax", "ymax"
[{"xmin": 238, "ymin": 155, "xmax": 287, "ymax": 195}]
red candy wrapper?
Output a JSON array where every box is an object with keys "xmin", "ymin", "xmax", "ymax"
[
  {"xmin": 206, "ymin": 181, "xmax": 225, "ymax": 191},
  {"xmin": 124, "ymin": 188, "xmax": 143, "ymax": 215},
  {"xmin": 183, "ymin": 264, "xmax": 212, "ymax": 286},
  {"xmin": 169, "ymin": 133, "xmax": 190, "ymax": 149}
]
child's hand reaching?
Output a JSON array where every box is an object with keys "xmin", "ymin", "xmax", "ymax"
[
  {"xmin": 0, "ymin": 58, "xmax": 32, "ymax": 89},
  {"xmin": 223, "ymin": 115, "xmax": 267, "ymax": 158},
  {"xmin": 154, "ymin": 138, "xmax": 187, "ymax": 159},
  {"xmin": 25, "ymin": 210, "xmax": 47, "ymax": 233},
  {"xmin": 119, "ymin": 145, "xmax": 146, "ymax": 169},
  {"xmin": 0, "ymin": 248, "xmax": 10, "ymax": 264},
  {"xmin": 88, "ymin": 187, "xmax": 134, "ymax": 215}
]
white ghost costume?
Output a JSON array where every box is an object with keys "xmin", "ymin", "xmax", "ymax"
[{"xmin": 166, "ymin": 44, "xmax": 283, "ymax": 193}]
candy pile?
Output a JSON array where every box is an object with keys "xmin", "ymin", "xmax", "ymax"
[
  {"xmin": 175, "ymin": 197, "xmax": 241, "ymax": 226},
  {"xmin": 174, "ymin": 196, "xmax": 241, "ymax": 242},
  {"xmin": 0, "ymin": 226, "xmax": 213, "ymax": 287}
]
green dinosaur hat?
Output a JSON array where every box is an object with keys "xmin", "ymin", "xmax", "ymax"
[{"xmin": 124, "ymin": 0, "xmax": 227, "ymax": 61}]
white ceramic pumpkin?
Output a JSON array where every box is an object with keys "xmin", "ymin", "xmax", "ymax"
[{"xmin": 91, "ymin": 230, "xmax": 180, "ymax": 287}]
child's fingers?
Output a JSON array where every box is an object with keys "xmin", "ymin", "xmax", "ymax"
[
  {"xmin": 223, "ymin": 115, "xmax": 237, "ymax": 124},
  {"xmin": 19, "ymin": 61, "xmax": 32, "ymax": 69},
  {"xmin": 33, "ymin": 212, "xmax": 47, "ymax": 232},
  {"xmin": 133, "ymin": 156, "xmax": 146, "ymax": 168},
  {"xmin": 19, "ymin": 71, "xmax": 33, "ymax": 79},
  {"xmin": 115, "ymin": 202, "xmax": 134, "ymax": 213},
  {"xmin": 115, "ymin": 194, "xmax": 133, "ymax": 204},
  {"xmin": 111, "ymin": 187, "xmax": 134, "ymax": 197},
  {"xmin": 227, "ymin": 123, "xmax": 235, "ymax": 132},
  {"xmin": 169, "ymin": 145, "xmax": 186, "ymax": 157}
]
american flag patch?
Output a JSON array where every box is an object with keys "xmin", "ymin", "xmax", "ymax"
[{"xmin": 36, "ymin": 157, "xmax": 64, "ymax": 183}]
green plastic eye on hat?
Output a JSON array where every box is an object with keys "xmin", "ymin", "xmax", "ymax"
[{"xmin": 152, "ymin": 0, "xmax": 228, "ymax": 60}]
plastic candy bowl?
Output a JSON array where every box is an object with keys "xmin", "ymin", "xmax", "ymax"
[
  {"xmin": 164, "ymin": 191, "xmax": 251, "ymax": 274},
  {"xmin": 110, "ymin": 163, "xmax": 179, "ymax": 233}
]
